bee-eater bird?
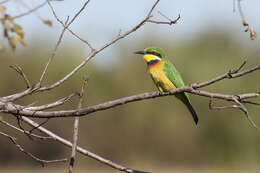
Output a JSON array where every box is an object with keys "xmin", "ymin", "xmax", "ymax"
[{"xmin": 135, "ymin": 47, "xmax": 198, "ymax": 125}]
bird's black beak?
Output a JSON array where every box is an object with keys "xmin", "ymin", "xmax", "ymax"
[{"xmin": 134, "ymin": 50, "xmax": 145, "ymax": 55}]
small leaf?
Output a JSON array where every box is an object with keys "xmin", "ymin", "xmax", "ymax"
[
  {"xmin": 19, "ymin": 38, "xmax": 27, "ymax": 46},
  {"xmin": 0, "ymin": 6, "xmax": 6, "ymax": 13},
  {"xmin": 5, "ymin": 14, "xmax": 15, "ymax": 24},
  {"xmin": 249, "ymin": 27, "xmax": 257, "ymax": 40},
  {"xmin": 13, "ymin": 23, "xmax": 23, "ymax": 31},
  {"xmin": 12, "ymin": 35, "xmax": 22, "ymax": 42},
  {"xmin": 9, "ymin": 36, "xmax": 17, "ymax": 52},
  {"xmin": 42, "ymin": 19, "xmax": 52, "ymax": 27},
  {"xmin": 15, "ymin": 27, "xmax": 25, "ymax": 38}
]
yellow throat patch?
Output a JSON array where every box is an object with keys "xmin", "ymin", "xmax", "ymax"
[{"xmin": 143, "ymin": 54, "xmax": 161, "ymax": 63}]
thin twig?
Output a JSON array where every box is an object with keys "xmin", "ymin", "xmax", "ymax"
[
  {"xmin": 27, "ymin": 93, "xmax": 77, "ymax": 111},
  {"xmin": 47, "ymin": 0, "xmax": 95, "ymax": 51},
  {"xmin": 147, "ymin": 12, "xmax": 180, "ymax": 25},
  {"xmin": 10, "ymin": 65, "xmax": 31, "ymax": 88},
  {"xmin": 21, "ymin": 116, "xmax": 148, "ymax": 173},
  {"xmin": 0, "ymin": 119, "xmax": 52, "ymax": 140},
  {"xmin": 0, "ymin": 0, "xmax": 173, "ymax": 102},
  {"xmin": 209, "ymin": 98, "xmax": 239, "ymax": 110},
  {"xmin": 38, "ymin": 16, "xmax": 69, "ymax": 86},
  {"xmin": 233, "ymin": 97, "xmax": 260, "ymax": 131},
  {"xmin": 0, "ymin": 131, "xmax": 67, "ymax": 167},
  {"xmin": 68, "ymin": 77, "xmax": 88, "ymax": 173},
  {"xmin": 13, "ymin": 1, "xmax": 48, "ymax": 19},
  {"xmin": 235, "ymin": 0, "xmax": 257, "ymax": 40}
]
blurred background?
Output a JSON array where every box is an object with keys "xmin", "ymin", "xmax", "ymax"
[{"xmin": 1, "ymin": 0, "xmax": 260, "ymax": 172}]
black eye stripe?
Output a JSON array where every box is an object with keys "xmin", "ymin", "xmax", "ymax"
[{"xmin": 147, "ymin": 51, "xmax": 161, "ymax": 58}]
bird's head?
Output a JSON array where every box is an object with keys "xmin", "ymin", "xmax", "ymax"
[{"xmin": 134, "ymin": 47, "xmax": 165, "ymax": 66}]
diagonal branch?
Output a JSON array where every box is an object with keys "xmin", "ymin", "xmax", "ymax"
[
  {"xmin": 0, "ymin": 131, "xmax": 67, "ymax": 167},
  {"xmin": 27, "ymin": 93, "xmax": 77, "ymax": 111},
  {"xmin": 21, "ymin": 116, "xmax": 149, "ymax": 173},
  {"xmin": 233, "ymin": 97, "xmax": 260, "ymax": 131},
  {"xmin": 38, "ymin": 16, "xmax": 69, "ymax": 86},
  {"xmin": 10, "ymin": 65, "xmax": 31, "ymax": 88},
  {"xmin": 13, "ymin": 1, "xmax": 48, "ymax": 19},
  {"xmin": 0, "ymin": 119, "xmax": 51, "ymax": 140},
  {"xmin": 47, "ymin": 0, "xmax": 94, "ymax": 51},
  {"xmin": 0, "ymin": 0, "xmax": 175, "ymax": 102}
]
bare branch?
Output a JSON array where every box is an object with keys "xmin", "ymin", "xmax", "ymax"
[
  {"xmin": 147, "ymin": 13, "xmax": 180, "ymax": 25},
  {"xmin": 26, "ymin": 93, "xmax": 77, "ymax": 111},
  {"xmin": 13, "ymin": 1, "xmax": 47, "ymax": 19},
  {"xmin": 191, "ymin": 60, "xmax": 260, "ymax": 89},
  {"xmin": 0, "ymin": 131, "xmax": 66, "ymax": 167},
  {"xmin": 0, "ymin": 0, "xmax": 174, "ymax": 102},
  {"xmin": 21, "ymin": 117, "xmax": 148, "ymax": 173},
  {"xmin": 0, "ymin": 119, "xmax": 52, "ymax": 140},
  {"xmin": 68, "ymin": 77, "xmax": 88, "ymax": 173},
  {"xmin": 10, "ymin": 65, "xmax": 31, "ymax": 88},
  {"xmin": 235, "ymin": 0, "xmax": 257, "ymax": 40},
  {"xmin": 233, "ymin": 97, "xmax": 260, "ymax": 131},
  {"xmin": 38, "ymin": 16, "xmax": 69, "ymax": 85},
  {"xmin": 47, "ymin": 0, "xmax": 95, "ymax": 51},
  {"xmin": 209, "ymin": 98, "xmax": 239, "ymax": 110}
]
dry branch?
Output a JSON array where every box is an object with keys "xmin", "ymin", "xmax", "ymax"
[
  {"xmin": 0, "ymin": 0, "xmax": 259, "ymax": 173},
  {"xmin": 13, "ymin": 1, "xmax": 47, "ymax": 19},
  {"xmin": 68, "ymin": 77, "xmax": 88, "ymax": 173},
  {"xmin": 20, "ymin": 116, "xmax": 148, "ymax": 173},
  {"xmin": 0, "ymin": 131, "xmax": 67, "ymax": 167},
  {"xmin": 10, "ymin": 65, "xmax": 31, "ymax": 88},
  {"xmin": 235, "ymin": 0, "xmax": 257, "ymax": 40}
]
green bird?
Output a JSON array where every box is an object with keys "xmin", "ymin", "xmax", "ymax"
[{"xmin": 135, "ymin": 47, "xmax": 198, "ymax": 124}]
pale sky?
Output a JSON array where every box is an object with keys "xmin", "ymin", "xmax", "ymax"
[{"xmin": 4, "ymin": 0, "xmax": 260, "ymax": 61}]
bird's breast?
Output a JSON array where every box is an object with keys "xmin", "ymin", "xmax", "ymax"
[{"xmin": 148, "ymin": 61, "xmax": 176, "ymax": 91}]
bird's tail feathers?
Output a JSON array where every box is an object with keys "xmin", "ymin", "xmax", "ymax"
[{"xmin": 176, "ymin": 93, "xmax": 199, "ymax": 125}]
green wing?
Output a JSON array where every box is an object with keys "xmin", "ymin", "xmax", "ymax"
[
  {"xmin": 163, "ymin": 57, "xmax": 199, "ymax": 125},
  {"xmin": 162, "ymin": 58, "xmax": 186, "ymax": 89},
  {"xmin": 162, "ymin": 58, "xmax": 190, "ymax": 101}
]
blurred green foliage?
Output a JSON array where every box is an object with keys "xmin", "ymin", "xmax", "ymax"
[{"xmin": 0, "ymin": 29, "xmax": 260, "ymax": 170}]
